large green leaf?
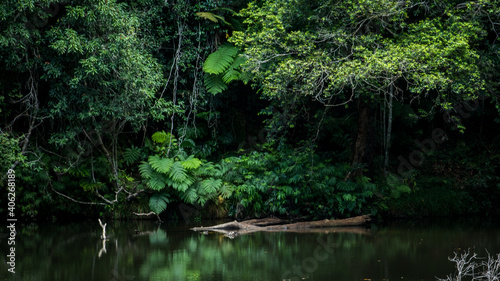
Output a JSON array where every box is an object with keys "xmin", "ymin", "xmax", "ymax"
[
  {"xmin": 222, "ymin": 55, "xmax": 246, "ymax": 83},
  {"xmin": 181, "ymin": 155, "xmax": 202, "ymax": 170},
  {"xmin": 139, "ymin": 161, "xmax": 154, "ymax": 179},
  {"xmin": 123, "ymin": 145, "xmax": 141, "ymax": 166},
  {"xmin": 203, "ymin": 44, "xmax": 238, "ymax": 75},
  {"xmin": 148, "ymin": 155, "xmax": 174, "ymax": 174},
  {"xmin": 169, "ymin": 161, "xmax": 188, "ymax": 183},
  {"xmin": 200, "ymin": 178, "xmax": 222, "ymax": 195},
  {"xmin": 147, "ymin": 174, "xmax": 167, "ymax": 191},
  {"xmin": 204, "ymin": 73, "xmax": 228, "ymax": 95},
  {"xmin": 149, "ymin": 193, "xmax": 170, "ymax": 214},
  {"xmin": 151, "ymin": 131, "xmax": 176, "ymax": 145}
]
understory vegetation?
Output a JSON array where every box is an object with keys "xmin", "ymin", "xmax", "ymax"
[{"xmin": 1, "ymin": 0, "xmax": 499, "ymax": 221}]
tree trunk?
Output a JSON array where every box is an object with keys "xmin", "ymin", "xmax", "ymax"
[{"xmin": 345, "ymin": 99, "xmax": 370, "ymax": 180}]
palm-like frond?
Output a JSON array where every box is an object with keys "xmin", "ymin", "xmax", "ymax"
[
  {"xmin": 181, "ymin": 155, "xmax": 202, "ymax": 170},
  {"xmin": 204, "ymin": 73, "xmax": 228, "ymax": 95},
  {"xmin": 147, "ymin": 175, "xmax": 167, "ymax": 191},
  {"xmin": 149, "ymin": 192, "xmax": 170, "ymax": 214},
  {"xmin": 222, "ymin": 55, "xmax": 246, "ymax": 83},
  {"xmin": 169, "ymin": 161, "xmax": 188, "ymax": 183},
  {"xmin": 181, "ymin": 188, "xmax": 199, "ymax": 204},
  {"xmin": 196, "ymin": 12, "xmax": 219, "ymax": 23},
  {"xmin": 200, "ymin": 178, "xmax": 222, "ymax": 195},
  {"xmin": 203, "ymin": 44, "xmax": 239, "ymax": 75},
  {"xmin": 123, "ymin": 145, "xmax": 141, "ymax": 166},
  {"xmin": 218, "ymin": 183, "xmax": 233, "ymax": 199},
  {"xmin": 139, "ymin": 161, "xmax": 154, "ymax": 179},
  {"xmin": 148, "ymin": 155, "xmax": 174, "ymax": 173},
  {"xmin": 151, "ymin": 131, "xmax": 176, "ymax": 145}
]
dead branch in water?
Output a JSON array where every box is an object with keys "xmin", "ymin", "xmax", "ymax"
[{"xmin": 191, "ymin": 215, "xmax": 372, "ymax": 237}]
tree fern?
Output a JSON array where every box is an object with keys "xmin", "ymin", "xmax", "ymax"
[
  {"xmin": 181, "ymin": 188, "xmax": 199, "ymax": 205},
  {"xmin": 148, "ymin": 155, "xmax": 174, "ymax": 173},
  {"xmin": 204, "ymin": 73, "xmax": 228, "ymax": 95},
  {"xmin": 203, "ymin": 44, "xmax": 239, "ymax": 75},
  {"xmin": 169, "ymin": 161, "xmax": 188, "ymax": 183},
  {"xmin": 139, "ymin": 161, "xmax": 154, "ymax": 179},
  {"xmin": 147, "ymin": 174, "xmax": 167, "ymax": 191},
  {"xmin": 151, "ymin": 130, "xmax": 176, "ymax": 145},
  {"xmin": 149, "ymin": 192, "xmax": 170, "ymax": 214},
  {"xmin": 199, "ymin": 178, "xmax": 222, "ymax": 195},
  {"xmin": 222, "ymin": 55, "xmax": 246, "ymax": 83},
  {"xmin": 181, "ymin": 155, "xmax": 202, "ymax": 170},
  {"xmin": 123, "ymin": 145, "xmax": 141, "ymax": 166},
  {"xmin": 218, "ymin": 183, "xmax": 233, "ymax": 199}
]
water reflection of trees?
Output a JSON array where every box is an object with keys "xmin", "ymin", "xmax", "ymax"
[{"xmin": 9, "ymin": 220, "xmax": 500, "ymax": 281}]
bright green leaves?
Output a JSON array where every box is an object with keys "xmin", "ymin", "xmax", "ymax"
[
  {"xmin": 48, "ymin": 28, "xmax": 86, "ymax": 55},
  {"xmin": 152, "ymin": 131, "xmax": 177, "ymax": 145},
  {"xmin": 203, "ymin": 44, "xmax": 239, "ymax": 75},
  {"xmin": 149, "ymin": 155, "xmax": 174, "ymax": 174},
  {"xmin": 181, "ymin": 155, "xmax": 202, "ymax": 170},
  {"xmin": 202, "ymin": 44, "xmax": 246, "ymax": 95},
  {"xmin": 140, "ymin": 131, "xmax": 232, "ymax": 207},
  {"xmin": 235, "ymin": 0, "xmax": 488, "ymax": 118},
  {"xmin": 199, "ymin": 178, "xmax": 222, "ymax": 195},
  {"xmin": 43, "ymin": 0, "xmax": 163, "ymax": 137},
  {"xmin": 204, "ymin": 73, "xmax": 228, "ymax": 95}
]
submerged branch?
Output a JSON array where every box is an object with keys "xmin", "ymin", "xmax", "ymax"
[{"xmin": 192, "ymin": 215, "xmax": 372, "ymax": 237}]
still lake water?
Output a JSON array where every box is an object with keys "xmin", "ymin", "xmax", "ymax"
[{"xmin": 1, "ymin": 217, "xmax": 500, "ymax": 281}]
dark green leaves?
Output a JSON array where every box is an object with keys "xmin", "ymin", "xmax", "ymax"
[{"xmin": 149, "ymin": 192, "xmax": 170, "ymax": 214}]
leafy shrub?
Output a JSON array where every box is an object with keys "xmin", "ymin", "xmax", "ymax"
[
  {"xmin": 223, "ymin": 145, "xmax": 377, "ymax": 219},
  {"xmin": 138, "ymin": 131, "xmax": 233, "ymax": 216}
]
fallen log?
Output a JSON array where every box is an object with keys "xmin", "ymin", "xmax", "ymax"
[{"xmin": 191, "ymin": 214, "xmax": 371, "ymax": 237}]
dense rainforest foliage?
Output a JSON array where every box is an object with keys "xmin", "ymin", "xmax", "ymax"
[{"xmin": 1, "ymin": 0, "xmax": 499, "ymax": 221}]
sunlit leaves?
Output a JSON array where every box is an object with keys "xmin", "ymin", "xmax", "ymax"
[
  {"xmin": 203, "ymin": 44, "xmax": 239, "ymax": 75},
  {"xmin": 149, "ymin": 155, "xmax": 174, "ymax": 174},
  {"xmin": 181, "ymin": 155, "xmax": 202, "ymax": 170}
]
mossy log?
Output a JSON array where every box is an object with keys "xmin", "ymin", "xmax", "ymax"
[{"xmin": 191, "ymin": 215, "xmax": 371, "ymax": 237}]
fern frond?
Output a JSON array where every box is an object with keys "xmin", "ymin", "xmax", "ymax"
[
  {"xmin": 180, "ymin": 139, "xmax": 196, "ymax": 148},
  {"xmin": 196, "ymin": 12, "xmax": 219, "ymax": 22},
  {"xmin": 152, "ymin": 131, "xmax": 177, "ymax": 145},
  {"xmin": 148, "ymin": 155, "xmax": 174, "ymax": 174},
  {"xmin": 222, "ymin": 55, "xmax": 246, "ymax": 83},
  {"xmin": 152, "ymin": 131, "xmax": 168, "ymax": 143},
  {"xmin": 200, "ymin": 178, "xmax": 222, "ymax": 195},
  {"xmin": 218, "ymin": 183, "xmax": 233, "ymax": 199},
  {"xmin": 181, "ymin": 155, "xmax": 202, "ymax": 170},
  {"xmin": 181, "ymin": 188, "xmax": 199, "ymax": 204},
  {"xmin": 172, "ymin": 182, "xmax": 189, "ymax": 192},
  {"xmin": 123, "ymin": 145, "xmax": 141, "ymax": 166},
  {"xmin": 222, "ymin": 67, "xmax": 241, "ymax": 84},
  {"xmin": 203, "ymin": 44, "xmax": 238, "ymax": 75},
  {"xmin": 149, "ymin": 192, "xmax": 170, "ymax": 214},
  {"xmin": 139, "ymin": 161, "xmax": 154, "ymax": 179},
  {"xmin": 169, "ymin": 161, "xmax": 188, "ymax": 183},
  {"xmin": 147, "ymin": 176, "xmax": 167, "ymax": 191},
  {"xmin": 204, "ymin": 73, "xmax": 228, "ymax": 95}
]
